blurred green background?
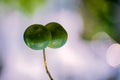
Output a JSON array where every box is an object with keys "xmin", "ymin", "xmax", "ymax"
[
  {"xmin": 81, "ymin": 0, "xmax": 120, "ymax": 43},
  {"xmin": 0, "ymin": 0, "xmax": 120, "ymax": 80},
  {"xmin": 0, "ymin": 0, "xmax": 46, "ymax": 15}
]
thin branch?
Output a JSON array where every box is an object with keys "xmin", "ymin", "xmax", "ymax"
[{"xmin": 43, "ymin": 49, "xmax": 54, "ymax": 80}]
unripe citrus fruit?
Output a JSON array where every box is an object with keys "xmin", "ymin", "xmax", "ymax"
[
  {"xmin": 45, "ymin": 22, "xmax": 68, "ymax": 48},
  {"xmin": 24, "ymin": 24, "xmax": 52, "ymax": 50}
]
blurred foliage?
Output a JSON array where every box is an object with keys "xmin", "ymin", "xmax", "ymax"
[
  {"xmin": 81, "ymin": 0, "xmax": 120, "ymax": 43},
  {"xmin": 0, "ymin": 0, "xmax": 47, "ymax": 15}
]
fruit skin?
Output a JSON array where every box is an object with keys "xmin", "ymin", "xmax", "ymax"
[
  {"xmin": 24, "ymin": 24, "xmax": 52, "ymax": 50},
  {"xmin": 45, "ymin": 22, "xmax": 68, "ymax": 48}
]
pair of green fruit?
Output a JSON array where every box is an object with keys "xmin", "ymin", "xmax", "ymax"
[
  {"xmin": 24, "ymin": 22, "xmax": 68, "ymax": 50},
  {"xmin": 24, "ymin": 22, "xmax": 67, "ymax": 80}
]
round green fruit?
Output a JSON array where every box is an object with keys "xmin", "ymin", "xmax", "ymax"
[
  {"xmin": 45, "ymin": 22, "xmax": 68, "ymax": 48},
  {"xmin": 24, "ymin": 24, "xmax": 52, "ymax": 50}
]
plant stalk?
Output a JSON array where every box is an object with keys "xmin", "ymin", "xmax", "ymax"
[{"xmin": 43, "ymin": 49, "xmax": 54, "ymax": 80}]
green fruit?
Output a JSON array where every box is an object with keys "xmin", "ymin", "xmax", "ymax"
[
  {"xmin": 45, "ymin": 22, "xmax": 68, "ymax": 48},
  {"xmin": 24, "ymin": 24, "xmax": 52, "ymax": 50}
]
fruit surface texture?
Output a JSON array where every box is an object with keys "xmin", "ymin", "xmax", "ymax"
[
  {"xmin": 24, "ymin": 24, "xmax": 52, "ymax": 50},
  {"xmin": 45, "ymin": 22, "xmax": 68, "ymax": 48}
]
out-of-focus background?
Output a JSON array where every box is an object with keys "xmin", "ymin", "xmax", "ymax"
[{"xmin": 0, "ymin": 0, "xmax": 120, "ymax": 80}]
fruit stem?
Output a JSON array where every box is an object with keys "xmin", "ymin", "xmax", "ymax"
[{"xmin": 43, "ymin": 49, "xmax": 54, "ymax": 80}]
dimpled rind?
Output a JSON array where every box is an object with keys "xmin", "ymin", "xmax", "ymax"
[
  {"xmin": 24, "ymin": 24, "xmax": 52, "ymax": 50},
  {"xmin": 45, "ymin": 22, "xmax": 68, "ymax": 48}
]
